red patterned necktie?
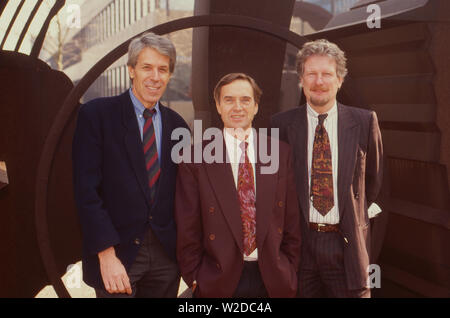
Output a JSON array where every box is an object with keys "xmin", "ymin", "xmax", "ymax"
[
  {"xmin": 237, "ymin": 141, "xmax": 256, "ymax": 256},
  {"xmin": 311, "ymin": 113, "xmax": 334, "ymax": 216},
  {"xmin": 143, "ymin": 108, "xmax": 160, "ymax": 203}
]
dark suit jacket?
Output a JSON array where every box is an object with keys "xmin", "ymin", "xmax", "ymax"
[
  {"xmin": 271, "ymin": 103, "xmax": 383, "ymax": 290},
  {"xmin": 72, "ymin": 90, "xmax": 189, "ymax": 289},
  {"xmin": 175, "ymin": 133, "xmax": 301, "ymax": 298}
]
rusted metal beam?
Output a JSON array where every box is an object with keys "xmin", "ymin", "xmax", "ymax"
[
  {"xmin": 292, "ymin": 1, "xmax": 332, "ymax": 30},
  {"xmin": 0, "ymin": 0, "xmax": 8, "ymax": 17}
]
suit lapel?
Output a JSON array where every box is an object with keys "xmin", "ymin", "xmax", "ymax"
[
  {"xmin": 254, "ymin": 133, "xmax": 277, "ymax": 250},
  {"xmin": 121, "ymin": 92, "xmax": 152, "ymax": 209},
  {"xmin": 204, "ymin": 138, "xmax": 244, "ymax": 253},
  {"xmin": 287, "ymin": 106, "xmax": 309, "ymax": 224},
  {"xmin": 205, "ymin": 133, "xmax": 278, "ymax": 253},
  {"xmin": 337, "ymin": 104, "xmax": 358, "ymax": 217}
]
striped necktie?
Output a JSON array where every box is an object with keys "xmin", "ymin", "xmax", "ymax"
[
  {"xmin": 237, "ymin": 141, "xmax": 256, "ymax": 256},
  {"xmin": 143, "ymin": 108, "xmax": 160, "ymax": 203},
  {"xmin": 311, "ymin": 113, "xmax": 334, "ymax": 216}
]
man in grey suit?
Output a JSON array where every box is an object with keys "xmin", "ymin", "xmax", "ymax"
[{"xmin": 271, "ymin": 39, "xmax": 383, "ymax": 298}]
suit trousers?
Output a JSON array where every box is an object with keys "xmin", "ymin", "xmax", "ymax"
[
  {"xmin": 298, "ymin": 228, "xmax": 370, "ymax": 298},
  {"xmin": 95, "ymin": 228, "xmax": 180, "ymax": 298},
  {"xmin": 232, "ymin": 261, "xmax": 268, "ymax": 298}
]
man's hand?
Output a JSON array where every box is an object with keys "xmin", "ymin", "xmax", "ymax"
[{"xmin": 98, "ymin": 247, "xmax": 132, "ymax": 295}]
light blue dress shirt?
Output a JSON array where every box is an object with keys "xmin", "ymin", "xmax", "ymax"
[{"xmin": 129, "ymin": 88, "xmax": 162, "ymax": 161}]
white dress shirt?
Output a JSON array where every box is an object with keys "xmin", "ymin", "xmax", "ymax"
[
  {"xmin": 307, "ymin": 103, "xmax": 340, "ymax": 224},
  {"xmin": 224, "ymin": 129, "xmax": 258, "ymax": 261}
]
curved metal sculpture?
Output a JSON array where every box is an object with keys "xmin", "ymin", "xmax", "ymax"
[{"xmin": 292, "ymin": 1, "xmax": 333, "ymax": 30}]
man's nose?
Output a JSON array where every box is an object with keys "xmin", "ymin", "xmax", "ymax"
[
  {"xmin": 233, "ymin": 101, "xmax": 244, "ymax": 110},
  {"xmin": 315, "ymin": 75, "xmax": 324, "ymax": 85},
  {"xmin": 150, "ymin": 69, "xmax": 160, "ymax": 81}
]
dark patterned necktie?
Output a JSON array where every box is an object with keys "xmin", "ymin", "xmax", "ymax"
[
  {"xmin": 143, "ymin": 108, "xmax": 160, "ymax": 203},
  {"xmin": 311, "ymin": 113, "xmax": 334, "ymax": 216},
  {"xmin": 237, "ymin": 141, "xmax": 256, "ymax": 256}
]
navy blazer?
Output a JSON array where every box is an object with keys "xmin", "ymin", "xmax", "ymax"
[{"xmin": 72, "ymin": 90, "xmax": 189, "ymax": 289}]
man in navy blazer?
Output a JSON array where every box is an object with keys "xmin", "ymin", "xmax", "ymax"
[{"xmin": 72, "ymin": 32, "xmax": 189, "ymax": 297}]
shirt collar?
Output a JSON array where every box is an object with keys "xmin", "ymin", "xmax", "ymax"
[
  {"xmin": 306, "ymin": 101, "xmax": 337, "ymax": 119},
  {"xmin": 224, "ymin": 128, "xmax": 255, "ymax": 161},
  {"xmin": 224, "ymin": 128, "xmax": 254, "ymax": 148},
  {"xmin": 129, "ymin": 87, "xmax": 160, "ymax": 117}
]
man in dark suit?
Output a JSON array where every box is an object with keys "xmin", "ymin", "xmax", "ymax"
[
  {"xmin": 271, "ymin": 39, "xmax": 383, "ymax": 298},
  {"xmin": 175, "ymin": 73, "xmax": 301, "ymax": 298},
  {"xmin": 72, "ymin": 32, "xmax": 189, "ymax": 297}
]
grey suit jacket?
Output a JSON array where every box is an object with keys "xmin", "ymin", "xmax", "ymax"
[{"xmin": 271, "ymin": 103, "xmax": 383, "ymax": 290}]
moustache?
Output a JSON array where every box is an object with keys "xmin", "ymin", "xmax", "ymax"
[{"xmin": 311, "ymin": 87, "xmax": 328, "ymax": 92}]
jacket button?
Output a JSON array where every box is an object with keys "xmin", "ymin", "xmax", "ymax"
[
  {"xmin": 278, "ymin": 201, "xmax": 284, "ymax": 208},
  {"xmin": 134, "ymin": 238, "xmax": 141, "ymax": 245},
  {"xmin": 278, "ymin": 227, "xmax": 283, "ymax": 234},
  {"xmin": 209, "ymin": 234, "xmax": 215, "ymax": 241},
  {"xmin": 209, "ymin": 207, "xmax": 214, "ymax": 213},
  {"xmin": 148, "ymin": 215, "xmax": 153, "ymax": 220}
]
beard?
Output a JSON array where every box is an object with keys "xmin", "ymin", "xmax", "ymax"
[
  {"xmin": 309, "ymin": 95, "xmax": 330, "ymax": 108},
  {"xmin": 306, "ymin": 85, "xmax": 334, "ymax": 108}
]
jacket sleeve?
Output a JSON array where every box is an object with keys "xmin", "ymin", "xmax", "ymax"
[
  {"xmin": 365, "ymin": 111, "xmax": 383, "ymax": 206},
  {"xmin": 270, "ymin": 114, "xmax": 288, "ymax": 143},
  {"xmin": 72, "ymin": 105, "xmax": 120, "ymax": 255},
  {"xmin": 175, "ymin": 160, "xmax": 204, "ymax": 287},
  {"xmin": 281, "ymin": 147, "xmax": 302, "ymax": 269}
]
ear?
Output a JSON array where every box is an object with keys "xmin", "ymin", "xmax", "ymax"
[
  {"xmin": 128, "ymin": 65, "xmax": 135, "ymax": 80},
  {"xmin": 337, "ymin": 76, "xmax": 344, "ymax": 89},
  {"xmin": 215, "ymin": 101, "xmax": 222, "ymax": 115},
  {"xmin": 254, "ymin": 103, "xmax": 259, "ymax": 115}
]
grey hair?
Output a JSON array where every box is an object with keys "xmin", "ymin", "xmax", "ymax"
[
  {"xmin": 296, "ymin": 39, "xmax": 348, "ymax": 80},
  {"xmin": 127, "ymin": 32, "xmax": 176, "ymax": 73}
]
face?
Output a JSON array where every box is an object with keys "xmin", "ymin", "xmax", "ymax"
[
  {"xmin": 300, "ymin": 54, "xmax": 343, "ymax": 113},
  {"xmin": 128, "ymin": 47, "xmax": 171, "ymax": 108},
  {"xmin": 216, "ymin": 79, "xmax": 259, "ymax": 133}
]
